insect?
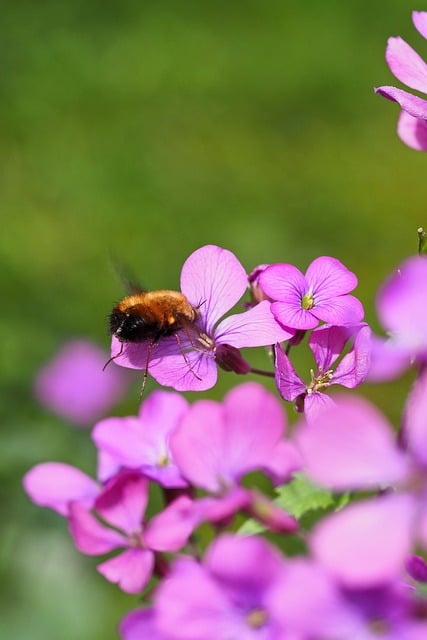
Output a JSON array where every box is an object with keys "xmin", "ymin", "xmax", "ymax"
[{"xmin": 105, "ymin": 289, "xmax": 201, "ymax": 395}]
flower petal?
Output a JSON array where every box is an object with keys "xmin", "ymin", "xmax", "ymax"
[
  {"xmin": 170, "ymin": 399, "xmax": 227, "ymax": 492},
  {"xmin": 312, "ymin": 295, "xmax": 364, "ymax": 325},
  {"xmin": 274, "ymin": 343, "xmax": 306, "ymax": 401},
  {"xmin": 376, "ymin": 256, "xmax": 427, "ymax": 353},
  {"xmin": 23, "ymin": 462, "xmax": 99, "ymax": 516},
  {"xmin": 97, "ymin": 548, "xmax": 154, "ymax": 594},
  {"xmin": 271, "ymin": 300, "xmax": 319, "ymax": 330},
  {"xmin": 333, "ymin": 324, "xmax": 371, "ymax": 388},
  {"xmin": 413, "ymin": 11, "xmax": 427, "ymax": 39},
  {"xmin": 403, "ymin": 369, "xmax": 427, "ymax": 468},
  {"xmin": 120, "ymin": 609, "xmax": 164, "ymax": 640},
  {"xmin": 397, "ymin": 109, "xmax": 427, "ymax": 151},
  {"xmin": 259, "ymin": 263, "xmax": 307, "ymax": 303},
  {"xmin": 296, "ymin": 395, "xmax": 409, "ymax": 490},
  {"xmin": 149, "ymin": 349, "xmax": 218, "ymax": 392},
  {"xmin": 95, "ymin": 473, "xmax": 149, "ymax": 534},
  {"xmin": 304, "ymin": 392, "xmax": 336, "ymax": 423},
  {"xmin": 365, "ymin": 334, "xmax": 412, "ymax": 382},
  {"xmin": 144, "ymin": 495, "xmax": 201, "ymax": 552},
  {"xmin": 68, "ymin": 502, "xmax": 126, "ymax": 554},
  {"xmin": 385, "ymin": 36, "xmax": 427, "ymax": 94},
  {"xmin": 215, "ymin": 300, "xmax": 294, "ymax": 347},
  {"xmin": 309, "ymin": 324, "xmax": 355, "ymax": 370},
  {"xmin": 375, "ymin": 86, "xmax": 427, "ymax": 119},
  {"xmin": 306, "ymin": 256, "xmax": 358, "ymax": 299},
  {"xmin": 311, "ymin": 494, "xmax": 416, "ymax": 586},
  {"xmin": 180, "ymin": 245, "xmax": 248, "ymax": 333}
]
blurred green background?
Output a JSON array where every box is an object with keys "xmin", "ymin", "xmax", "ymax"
[{"xmin": 2, "ymin": 1, "xmax": 426, "ymax": 638}]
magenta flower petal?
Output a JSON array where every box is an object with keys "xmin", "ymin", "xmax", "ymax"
[
  {"xmin": 92, "ymin": 391, "xmax": 189, "ymax": 487},
  {"xmin": 68, "ymin": 502, "xmax": 126, "ymax": 554},
  {"xmin": 155, "ymin": 535, "xmax": 287, "ymax": 640},
  {"xmin": 120, "ymin": 609, "xmax": 167, "ymax": 640},
  {"xmin": 375, "ymin": 86, "xmax": 427, "ymax": 119},
  {"xmin": 385, "ymin": 37, "xmax": 427, "ymax": 94},
  {"xmin": 333, "ymin": 324, "xmax": 371, "ymax": 388},
  {"xmin": 404, "ymin": 369, "xmax": 427, "ymax": 468},
  {"xmin": 311, "ymin": 494, "xmax": 416, "ymax": 586},
  {"xmin": 274, "ymin": 343, "xmax": 306, "ymax": 401},
  {"xmin": 95, "ymin": 474, "xmax": 149, "ymax": 535},
  {"xmin": 311, "ymin": 294, "xmax": 364, "ymax": 325},
  {"xmin": 306, "ymin": 256, "xmax": 358, "ymax": 300},
  {"xmin": 308, "ymin": 324, "xmax": 350, "ymax": 370},
  {"xmin": 23, "ymin": 462, "xmax": 100, "ymax": 516},
  {"xmin": 97, "ymin": 449, "xmax": 121, "ymax": 483},
  {"xmin": 296, "ymin": 395, "xmax": 409, "ymax": 490},
  {"xmin": 170, "ymin": 399, "xmax": 229, "ymax": 492},
  {"xmin": 366, "ymin": 334, "xmax": 412, "ymax": 382},
  {"xmin": 206, "ymin": 533, "xmax": 284, "ymax": 589},
  {"xmin": 34, "ymin": 339, "xmax": 130, "ymax": 426},
  {"xmin": 377, "ymin": 256, "xmax": 427, "ymax": 353},
  {"xmin": 397, "ymin": 109, "xmax": 427, "ymax": 151},
  {"xmin": 215, "ymin": 301, "xmax": 294, "ymax": 348},
  {"xmin": 144, "ymin": 495, "xmax": 201, "ymax": 552},
  {"xmin": 271, "ymin": 300, "xmax": 319, "ymax": 330},
  {"xmin": 259, "ymin": 263, "xmax": 307, "ymax": 304},
  {"xmin": 171, "ymin": 382, "xmax": 287, "ymax": 492},
  {"xmin": 97, "ymin": 548, "xmax": 154, "ymax": 594},
  {"xmin": 180, "ymin": 245, "xmax": 248, "ymax": 333},
  {"xmin": 268, "ymin": 560, "xmax": 361, "ymax": 639},
  {"xmin": 149, "ymin": 349, "xmax": 218, "ymax": 392},
  {"xmin": 264, "ymin": 441, "xmax": 302, "ymax": 484},
  {"xmin": 155, "ymin": 558, "xmax": 233, "ymax": 640},
  {"xmin": 413, "ymin": 11, "xmax": 427, "ymax": 39},
  {"xmin": 304, "ymin": 392, "xmax": 336, "ymax": 423}
]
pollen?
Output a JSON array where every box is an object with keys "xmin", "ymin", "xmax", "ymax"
[
  {"xmin": 158, "ymin": 454, "xmax": 169, "ymax": 467},
  {"xmin": 301, "ymin": 292, "xmax": 315, "ymax": 310},
  {"xmin": 246, "ymin": 608, "xmax": 268, "ymax": 629}
]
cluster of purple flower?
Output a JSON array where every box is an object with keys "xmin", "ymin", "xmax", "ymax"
[
  {"xmin": 22, "ymin": 9, "xmax": 427, "ymax": 637},
  {"xmin": 24, "ymin": 237, "xmax": 427, "ymax": 638}
]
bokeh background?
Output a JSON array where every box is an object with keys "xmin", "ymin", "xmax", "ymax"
[{"xmin": 2, "ymin": 1, "xmax": 426, "ymax": 638}]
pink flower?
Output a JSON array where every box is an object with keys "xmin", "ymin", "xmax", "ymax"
[
  {"xmin": 129, "ymin": 535, "xmax": 361, "ymax": 640},
  {"xmin": 92, "ymin": 390, "xmax": 189, "ymax": 487},
  {"xmin": 375, "ymin": 11, "xmax": 427, "ymax": 151},
  {"xmin": 110, "ymin": 245, "xmax": 293, "ymax": 391},
  {"xmin": 68, "ymin": 472, "xmax": 187, "ymax": 594},
  {"xmin": 144, "ymin": 383, "xmax": 299, "ymax": 549},
  {"xmin": 34, "ymin": 339, "xmax": 131, "ymax": 426},
  {"xmin": 259, "ymin": 256, "xmax": 364, "ymax": 331},
  {"xmin": 294, "ymin": 386, "xmax": 427, "ymax": 587},
  {"xmin": 368, "ymin": 256, "xmax": 427, "ymax": 381},
  {"xmin": 275, "ymin": 323, "xmax": 371, "ymax": 420}
]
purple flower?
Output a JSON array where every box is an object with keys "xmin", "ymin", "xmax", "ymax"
[
  {"xmin": 259, "ymin": 256, "xmax": 364, "ymax": 331},
  {"xmin": 34, "ymin": 339, "xmax": 131, "ymax": 426},
  {"xmin": 375, "ymin": 11, "xmax": 427, "ymax": 151},
  {"xmin": 294, "ymin": 386, "xmax": 427, "ymax": 587},
  {"xmin": 144, "ymin": 383, "xmax": 299, "ymax": 548},
  {"xmin": 68, "ymin": 472, "xmax": 187, "ymax": 593},
  {"xmin": 151, "ymin": 534, "xmax": 289, "ymax": 640},
  {"xmin": 275, "ymin": 323, "xmax": 371, "ymax": 420},
  {"xmin": 138, "ymin": 535, "xmax": 366, "ymax": 640},
  {"xmin": 368, "ymin": 256, "xmax": 427, "ymax": 381},
  {"xmin": 92, "ymin": 390, "xmax": 189, "ymax": 487},
  {"xmin": 110, "ymin": 245, "xmax": 293, "ymax": 391}
]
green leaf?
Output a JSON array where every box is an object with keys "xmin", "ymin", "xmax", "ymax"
[{"xmin": 275, "ymin": 473, "xmax": 334, "ymax": 519}]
